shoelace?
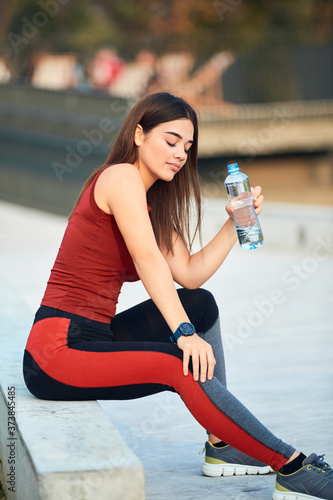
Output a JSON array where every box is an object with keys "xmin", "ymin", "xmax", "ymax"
[{"xmin": 311, "ymin": 455, "xmax": 333, "ymax": 478}]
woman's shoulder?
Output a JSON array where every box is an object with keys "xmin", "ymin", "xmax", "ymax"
[
  {"xmin": 95, "ymin": 163, "xmax": 146, "ymax": 215},
  {"xmin": 100, "ymin": 163, "xmax": 141, "ymax": 182},
  {"xmin": 96, "ymin": 163, "xmax": 144, "ymax": 195}
]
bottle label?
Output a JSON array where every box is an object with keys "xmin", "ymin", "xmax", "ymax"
[{"xmin": 225, "ymin": 178, "xmax": 251, "ymax": 197}]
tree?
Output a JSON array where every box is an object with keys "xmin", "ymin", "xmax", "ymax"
[{"xmin": 1, "ymin": 0, "xmax": 333, "ymax": 78}]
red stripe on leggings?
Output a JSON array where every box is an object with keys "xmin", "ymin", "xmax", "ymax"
[{"xmin": 26, "ymin": 317, "xmax": 288, "ymax": 470}]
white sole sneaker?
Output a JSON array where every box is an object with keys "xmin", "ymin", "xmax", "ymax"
[
  {"xmin": 272, "ymin": 488, "xmax": 323, "ymax": 500},
  {"xmin": 202, "ymin": 461, "xmax": 273, "ymax": 477}
]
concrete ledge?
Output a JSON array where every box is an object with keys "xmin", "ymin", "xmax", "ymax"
[{"xmin": 0, "ymin": 277, "xmax": 144, "ymax": 500}]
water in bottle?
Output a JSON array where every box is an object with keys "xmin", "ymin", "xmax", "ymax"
[{"xmin": 224, "ymin": 163, "xmax": 264, "ymax": 250}]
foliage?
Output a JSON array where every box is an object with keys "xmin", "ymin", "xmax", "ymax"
[{"xmin": 1, "ymin": 0, "xmax": 333, "ymax": 77}]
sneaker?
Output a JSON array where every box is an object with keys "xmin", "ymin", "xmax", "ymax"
[
  {"xmin": 201, "ymin": 440, "xmax": 273, "ymax": 477},
  {"xmin": 273, "ymin": 453, "xmax": 333, "ymax": 500}
]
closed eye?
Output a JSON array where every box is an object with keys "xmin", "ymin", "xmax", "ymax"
[{"xmin": 166, "ymin": 141, "xmax": 191, "ymax": 154}]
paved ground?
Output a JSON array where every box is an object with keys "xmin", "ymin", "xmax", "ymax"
[{"xmin": 1, "ymin": 200, "xmax": 332, "ymax": 500}]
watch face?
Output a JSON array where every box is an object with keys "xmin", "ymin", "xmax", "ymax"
[{"xmin": 179, "ymin": 322, "xmax": 195, "ymax": 335}]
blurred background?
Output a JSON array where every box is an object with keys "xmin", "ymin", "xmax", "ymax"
[
  {"xmin": 0, "ymin": 0, "xmax": 333, "ymax": 218},
  {"xmin": 1, "ymin": 6, "xmax": 332, "ymax": 499}
]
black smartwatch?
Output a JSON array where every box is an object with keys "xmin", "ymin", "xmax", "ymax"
[{"xmin": 170, "ymin": 322, "xmax": 196, "ymax": 344}]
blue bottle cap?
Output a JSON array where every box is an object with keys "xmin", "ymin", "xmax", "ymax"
[{"xmin": 227, "ymin": 163, "xmax": 239, "ymax": 174}]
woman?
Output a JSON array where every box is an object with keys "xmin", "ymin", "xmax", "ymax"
[{"xmin": 23, "ymin": 92, "xmax": 332, "ymax": 500}]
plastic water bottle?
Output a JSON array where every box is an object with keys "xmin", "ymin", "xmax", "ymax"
[{"xmin": 224, "ymin": 163, "xmax": 264, "ymax": 250}]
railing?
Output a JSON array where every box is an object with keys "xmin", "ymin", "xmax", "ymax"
[
  {"xmin": 197, "ymin": 100, "xmax": 333, "ymax": 157},
  {"xmin": 0, "ymin": 83, "xmax": 133, "ymax": 140},
  {"xmin": 0, "ymin": 83, "xmax": 332, "ymax": 214}
]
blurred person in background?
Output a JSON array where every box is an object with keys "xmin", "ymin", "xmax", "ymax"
[
  {"xmin": 23, "ymin": 92, "xmax": 333, "ymax": 500},
  {"xmin": 87, "ymin": 48, "xmax": 125, "ymax": 92}
]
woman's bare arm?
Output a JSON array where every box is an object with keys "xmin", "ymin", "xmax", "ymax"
[
  {"xmin": 161, "ymin": 187, "xmax": 264, "ymax": 289},
  {"xmin": 95, "ymin": 164, "xmax": 216, "ymax": 382}
]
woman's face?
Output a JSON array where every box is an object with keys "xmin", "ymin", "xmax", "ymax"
[{"xmin": 134, "ymin": 118, "xmax": 194, "ymax": 190}]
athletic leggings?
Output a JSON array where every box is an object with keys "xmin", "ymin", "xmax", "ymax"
[{"xmin": 23, "ymin": 288, "xmax": 295, "ymax": 470}]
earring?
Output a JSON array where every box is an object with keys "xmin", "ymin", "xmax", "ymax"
[{"xmin": 136, "ymin": 141, "xmax": 141, "ymax": 147}]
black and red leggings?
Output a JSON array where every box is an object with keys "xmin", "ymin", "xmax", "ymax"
[{"xmin": 23, "ymin": 288, "xmax": 295, "ymax": 470}]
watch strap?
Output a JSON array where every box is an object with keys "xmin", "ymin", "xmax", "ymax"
[
  {"xmin": 170, "ymin": 322, "xmax": 195, "ymax": 344},
  {"xmin": 170, "ymin": 329, "xmax": 182, "ymax": 344}
]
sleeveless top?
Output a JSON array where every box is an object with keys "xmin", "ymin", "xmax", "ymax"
[{"xmin": 41, "ymin": 167, "xmax": 150, "ymax": 323}]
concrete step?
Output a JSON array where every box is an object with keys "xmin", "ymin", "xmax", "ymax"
[{"xmin": 0, "ymin": 277, "xmax": 144, "ymax": 500}]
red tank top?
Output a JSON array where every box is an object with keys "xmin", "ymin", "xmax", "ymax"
[{"xmin": 41, "ymin": 168, "xmax": 148, "ymax": 323}]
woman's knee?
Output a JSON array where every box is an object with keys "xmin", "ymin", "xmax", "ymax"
[{"xmin": 177, "ymin": 287, "xmax": 219, "ymax": 332}]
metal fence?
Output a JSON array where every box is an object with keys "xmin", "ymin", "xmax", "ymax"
[
  {"xmin": 0, "ymin": 83, "xmax": 332, "ymax": 215},
  {"xmin": 0, "ymin": 84, "xmax": 133, "ymax": 214}
]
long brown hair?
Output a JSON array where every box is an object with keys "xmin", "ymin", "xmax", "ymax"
[{"xmin": 71, "ymin": 92, "xmax": 202, "ymax": 253}]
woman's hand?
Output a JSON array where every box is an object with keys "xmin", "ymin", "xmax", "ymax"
[
  {"xmin": 225, "ymin": 185, "xmax": 264, "ymax": 219},
  {"xmin": 177, "ymin": 333, "xmax": 216, "ymax": 383},
  {"xmin": 252, "ymin": 185, "xmax": 264, "ymax": 215}
]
